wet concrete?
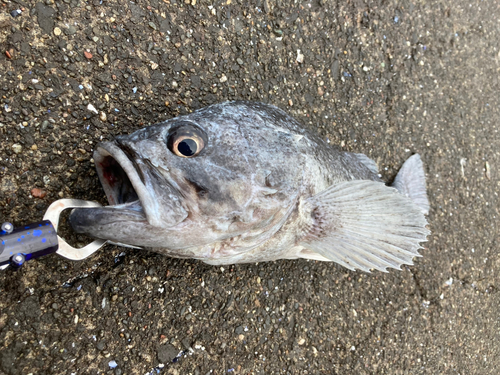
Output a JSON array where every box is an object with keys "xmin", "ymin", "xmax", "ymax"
[{"xmin": 0, "ymin": 0, "xmax": 499, "ymax": 374}]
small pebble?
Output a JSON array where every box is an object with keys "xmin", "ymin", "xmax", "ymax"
[
  {"xmin": 273, "ymin": 29, "xmax": 283, "ymax": 37},
  {"xmin": 84, "ymin": 51, "xmax": 92, "ymax": 59},
  {"xmin": 12, "ymin": 143, "xmax": 22, "ymax": 154},
  {"xmin": 87, "ymin": 104, "xmax": 98, "ymax": 114},
  {"xmin": 485, "ymin": 161, "xmax": 491, "ymax": 180},
  {"xmin": 99, "ymin": 112, "xmax": 107, "ymax": 122},
  {"xmin": 31, "ymin": 188, "xmax": 47, "ymax": 198},
  {"xmin": 53, "ymin": 27, "xmax": 62, "ymax": 36},
  {"xmin": 460, "ymin": 158, "xmax": 466, "ymax": 178},
  {"xmin": 296, "ymin": 49, "xmax": 304, "ymax": 63},
  {"xmin": 97, "ymin": 340, "xmax": 106, "ymax": 351},
  {"xmin": 66, "ymin": 25, "xmax": 77, "ymax": 35}
]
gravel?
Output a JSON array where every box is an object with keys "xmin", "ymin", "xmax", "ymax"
[{"xmin": 1, "ymin": 0, "xmax": 500, "ymax": 374}]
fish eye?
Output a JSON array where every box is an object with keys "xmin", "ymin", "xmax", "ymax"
[
  {"xmin": 167, "ymin": 123, "xmax": 207, "ymax": 158},
  {"xmin": 172, "ymin": 135, "xmax": 201, "ymax": 157}
]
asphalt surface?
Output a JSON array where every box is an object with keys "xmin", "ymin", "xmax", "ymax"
[{"xmin": 0, "ymin": 0, "xmax": 499, "ymax": 374}]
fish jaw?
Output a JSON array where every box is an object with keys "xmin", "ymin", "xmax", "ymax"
[
  {"xmin": 94, "ymin": 142, "xmax": 172, "ymax": 227},
  {"xmin": 70, "ymin": 140, "xmax": 188, "ymax": 244}
]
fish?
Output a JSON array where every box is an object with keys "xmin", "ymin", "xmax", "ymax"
[{"xmin": 70, "ymin": 101, "xmax": 430, "ymax": 272}]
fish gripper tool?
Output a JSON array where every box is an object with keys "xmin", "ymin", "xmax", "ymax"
[{"xmin": 0, "ymin": 199, "xmax": 107, "ymax": 270}]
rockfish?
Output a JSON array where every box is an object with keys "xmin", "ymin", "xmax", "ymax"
[{"xmin": 70, "ymin": 101, "xmax": 430, "ymax": 272}]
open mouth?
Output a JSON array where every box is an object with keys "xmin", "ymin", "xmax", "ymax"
[
  {"xmin": 92, "ymin": 141, "xmax": 188, "ymax": 228},
  {"xmin": 98, "ymin": 154, "xmax": 142, "ymax": 211},
  {"xmin": 69, "ymin": 139, "xmax": 188, "ymax": 243},
  {"xmin": 93, "ymin": 142, "xmax": 155, "ymax": 223}
]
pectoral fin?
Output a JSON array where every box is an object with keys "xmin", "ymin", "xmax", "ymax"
[{"xmin": 298, "ymin": 180, "xmax": 430, "ymax": 272}]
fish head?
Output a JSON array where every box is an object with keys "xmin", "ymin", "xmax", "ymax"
[{"xmin": 70, "ymin": 102, "xmax": 305, "ymax": 258}]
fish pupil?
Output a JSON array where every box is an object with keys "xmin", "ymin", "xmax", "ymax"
[{"xmin": 178, "ymin": 138, "xmax": 197, "ymax": 157}]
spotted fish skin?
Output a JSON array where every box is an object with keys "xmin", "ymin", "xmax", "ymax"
[{"xmin": 70, "ymin": 101, "xmax": 430, "ymax": 272}]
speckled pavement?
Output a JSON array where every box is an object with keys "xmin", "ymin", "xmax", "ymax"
[{"xmin": 0, "ymin": 1, "xmax": 499, "ymax": 374}]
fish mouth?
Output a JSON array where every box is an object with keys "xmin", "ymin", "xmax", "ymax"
[
  {"xmin": 69, "ymin": 140, "xmax": 188, "ymax": 237},
  {"xmin": 92, "ymin": 142, "xmax": 150, "ymax": 221},
  {"xmin": 93, "ymin": 141, "xmax": 189, "ymax": 228}
]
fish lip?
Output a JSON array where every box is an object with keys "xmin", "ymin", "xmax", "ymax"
[{"xmin": 94, "ymin": 142, "xmax": 162, "ymax": 226}]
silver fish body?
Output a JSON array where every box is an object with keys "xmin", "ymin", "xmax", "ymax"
[{"xmin": 70, "ymin": 101, "xmax": 430, "ymax": 272}]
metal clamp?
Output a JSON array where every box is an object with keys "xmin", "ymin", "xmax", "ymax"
[{"xmin": 43, "ymin": 199, "xmax": 107, "ymax": 260}]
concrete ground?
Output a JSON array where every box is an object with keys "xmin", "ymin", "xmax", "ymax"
[{"xmin": 0, "ymin": 0, "xmax": 499, "ymax": 374}]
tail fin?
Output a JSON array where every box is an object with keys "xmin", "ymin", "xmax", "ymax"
[{"xmin": 392, "ymin": 154, "xmax": 430, "ymax": 215}]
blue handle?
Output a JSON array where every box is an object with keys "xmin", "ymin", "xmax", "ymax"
[{"xmin": 0, "ymin": 220, "xmax": 59, "ymax": 268}]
